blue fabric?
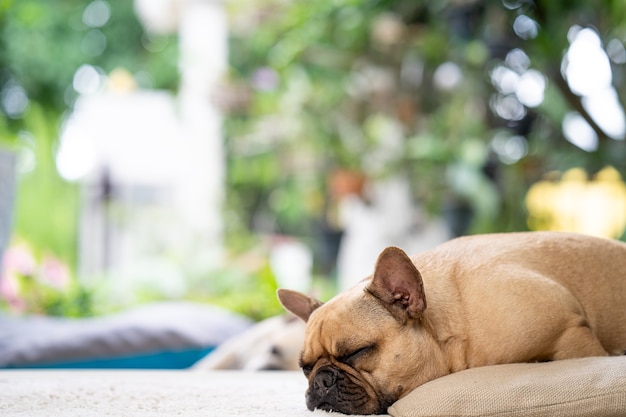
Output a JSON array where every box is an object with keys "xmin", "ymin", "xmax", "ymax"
[
  {"xmin": 8, "ymin": 347, "xmax": 216, "ymax": 369},
  {"xmin": 0, "ymin": 302, "xmax": 252, "ymax": 369}
]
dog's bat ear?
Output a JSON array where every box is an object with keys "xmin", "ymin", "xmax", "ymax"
[
  {"xmin": 366, "ymin": 246, "xmax": 426, "ymax": 324},
  {"xmin": 276, "ymin": 289, "xmax": 323, "ymax": 322}
]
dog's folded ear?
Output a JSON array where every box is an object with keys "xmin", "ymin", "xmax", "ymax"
[
  {"xmin": 366, "ymin": 246, "xmax": 427, "ymax": 324},
  {"xmin": 277, "ymin": 289, "xmax": 323, "ymax": 322}
]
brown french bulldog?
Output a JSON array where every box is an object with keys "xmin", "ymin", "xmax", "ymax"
[{"xmin": 277, "ymin": 232, "xmax": 626, "ymax": 415}]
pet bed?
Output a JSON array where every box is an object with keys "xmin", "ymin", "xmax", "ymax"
[
  {"xmin": 389, "ymin": 356, "xmax": 626, "ymax": 417},
  {"xmin": 0, "ymin": 301, "xmax": 252, "ymax": 369}
]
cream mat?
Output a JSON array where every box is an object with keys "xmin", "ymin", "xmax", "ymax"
[{"xmin": 0, "ymin": 370, "xmax": 388, "ymax": 416}]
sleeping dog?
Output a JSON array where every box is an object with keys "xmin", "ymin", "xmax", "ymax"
[{"xmin": 279, "ymin": 232, "xmax": 626, "ymax": 414}]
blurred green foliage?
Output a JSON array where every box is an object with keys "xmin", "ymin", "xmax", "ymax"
[
  {"xmin": 13, "ymin": 104, "xmax": 79, "ymax": 267},
  {"xmin": 189, "ymin": 262, "xmax": 284, "ymax": 321},
  {"xmin": 0, "ymin": 0, "xmax": 178, "ymax": 109},
  {"xmin": 0, "ymin": 0, "xmax": 179, "ymax": 269},
  {"xmin": 223, "ymin": 0, "xmax": 626, "ymax": 238}
]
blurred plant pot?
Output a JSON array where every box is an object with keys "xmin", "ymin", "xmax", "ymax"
[
  {"xmin": 313, "ymin": 220, "xmax": 344, "ymax": 276},
  {"xmin": 314, "ymin": 169, "xmax": 366, "ymax": 276},
  {"xmin": 328, "ymin": 169, "xmax": 366, "ymax": 201},
  {"xmin": 0, "ymin": 149, "xmax": 17, "ymax": 271},
  {"xmin": 441, "ymin": 196, "xmax": 473, "ymax": 237}
]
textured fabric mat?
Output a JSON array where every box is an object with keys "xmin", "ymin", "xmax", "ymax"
[{"xmin": 0, "ymin": 370, "xmax": 386, "ymax": 417}]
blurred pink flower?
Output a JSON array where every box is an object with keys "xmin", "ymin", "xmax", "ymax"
[
  {"xmin": 3, "ymin": 243, "xmax": 36, "ymax": 276},
  {"xmin": 1, "ymin": 243, "xmax": 76, "ymax": 315},
  {"xmin": 39, "ymin": 255, "xmax": 71, "ymax": 289},
  {"xmin": 0, "ymin": 271, "xmax": 25, "ymax": 313}
]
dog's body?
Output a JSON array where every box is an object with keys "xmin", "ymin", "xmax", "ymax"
[{"xmin": 278, "ymin": 232, "xmax": 626, "ymax": 414}]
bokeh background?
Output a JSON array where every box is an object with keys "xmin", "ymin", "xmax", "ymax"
[{"xmin": 2, "ymin": 0, "xmax": 626, "ymax": 321}]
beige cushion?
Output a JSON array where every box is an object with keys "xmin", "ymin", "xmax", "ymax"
[{"xmin": 388, "ymin": 356, "xmax": 626, "ymax": 417}]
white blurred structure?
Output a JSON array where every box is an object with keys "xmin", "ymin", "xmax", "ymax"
[
  {"xmin": 58, "ymin": 0, "xmax": 227, "ymax": 290},
  {"xmin": 270, "ymin": 238, "xmax": 313, "ymax": 293},
  {"xmin": 336, "ymin": 177, "xmax": 450, "ymax": 291}
]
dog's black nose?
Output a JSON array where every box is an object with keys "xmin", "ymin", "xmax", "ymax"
[{"xmin": 314, "ymin": 368, "xmax": 336, "ymax": 391}]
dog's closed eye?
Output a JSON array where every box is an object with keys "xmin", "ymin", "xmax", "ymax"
[
  {"xmin": 301, "ymin": 364, "xmax": 313, "ymax": 377},
  {"xmin": 339, "ymin": 344, "xmax": 375, "ymax": 366}
]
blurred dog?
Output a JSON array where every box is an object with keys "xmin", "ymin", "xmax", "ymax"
[{"xmin": 192, "ymin": 315, "xmax": 305, "ymax": 371}]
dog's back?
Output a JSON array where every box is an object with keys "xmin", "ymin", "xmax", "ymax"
[{"xmin": 414, "ymin": 232, "xmax": 626, "ymax": 363}]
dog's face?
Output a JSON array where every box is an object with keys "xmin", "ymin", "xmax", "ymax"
[
  {"xmin": 278, "ymin": 247, "xmax": 449, "ymax": 414},
  {"xmin": 238, "ymin": 315, "xmax": 305, "ymax": 371}
]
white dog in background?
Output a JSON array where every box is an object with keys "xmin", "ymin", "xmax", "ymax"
[{"xmin": 192, "ymin": 315, "xmax": 305, "ymax": 371}]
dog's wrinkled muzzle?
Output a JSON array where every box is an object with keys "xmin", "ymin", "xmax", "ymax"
[
  {"xmin": 306, "ymin": 367, "xmax": 337, "ymax": 411},
  {"xmin": 306, "ymin": 366, "xmax": 384, "ymax": 415}
]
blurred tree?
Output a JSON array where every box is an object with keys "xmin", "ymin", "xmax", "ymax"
[
  {"xmin": 2, "ymin": 0, "xmax": 626, "ymax": 269},
  {"xmin": 1, "ymin": 0, "xmax": 625, "ymax": 316},
  {"xmin": 0, "ymin": 0, "xmax": 178, "ymax": 111},
  {"xmin": 222, "ymin": 0, "xmax": 626, "ymax": 239},
  {"xmin": 0, "ymin": 0, "xmax": 179, "ymax": 266}
]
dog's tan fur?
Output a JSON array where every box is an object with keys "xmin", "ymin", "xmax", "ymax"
[{"xmin": 278, "ymin": 232, "xmax": 626, "ymax": 414}]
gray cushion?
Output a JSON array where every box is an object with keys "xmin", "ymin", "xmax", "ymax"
[{"xmin": 0, "ymin": 302, "xmax": 252, "ymax": 367}]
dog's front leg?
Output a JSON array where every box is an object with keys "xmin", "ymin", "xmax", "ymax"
[{"xmin": 552, "ymin": 325, "xmax": 608, "ymax": 360}]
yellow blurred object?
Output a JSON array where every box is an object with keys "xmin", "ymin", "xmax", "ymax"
[
  {"xmin": 107, "ymin": 68, "xmax": 137, "ymax": 92},
  {"xmin": 526, "ymin": 166, "xmax": 626, "ymax": 239}
]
